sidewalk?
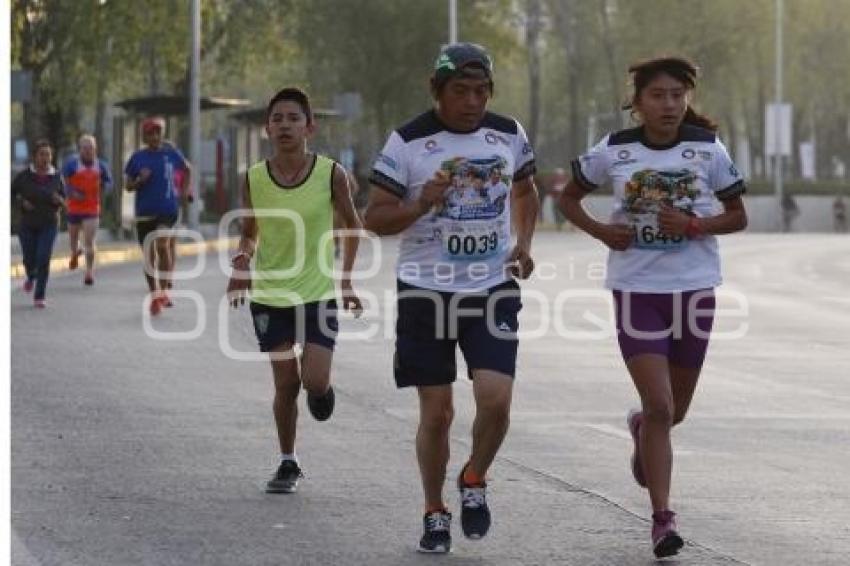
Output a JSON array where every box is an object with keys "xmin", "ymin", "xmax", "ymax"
[{"xmin": 10, "ymin": 225, "xmax": 237, "ymax": 278}]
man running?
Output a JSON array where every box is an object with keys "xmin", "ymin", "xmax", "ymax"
[
  {"xmin": 124, "ymin": 117, "xmax": 192, "ymax": 314},
  {"xmin": 226, "ymin": 87, "xmax": 363, "ymax": 494},
  {"xmin": 62, "ymin": 134, "xmax": 113, "ymax": 285},
  {"xmin": 365, "ymin": 43, "xmax": 539, "ymax": 553}
]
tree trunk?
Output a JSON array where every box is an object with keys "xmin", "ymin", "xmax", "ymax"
[
  {"xmin": 93, "ymin": 23, "xmax": 111, "ymax": 146},
  {"xmin": 754, "ymin": 42, "xmax": 767, "ymax": 180},
  {"xmin": 550, "ymin": 0, "xmax": 582, "ymax": 159},
  {"xmin": 23, "ymin": 70, "xmax": 45, "ymax": 144},
  {"xmin": 525, "ymin": 0, "xmax": 542, "ymax": 147},
  {"xmin": 597, "ymin": 0, "xmax": 622, "ymax": 126}
]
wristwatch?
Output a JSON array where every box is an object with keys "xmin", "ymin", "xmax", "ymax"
[{"xmin": 230, "ymin": 251, "xmax": 252, "ymax": 267}]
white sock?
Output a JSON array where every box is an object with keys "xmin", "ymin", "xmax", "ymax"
[{"xmin": 280, "ymin": 452, "xmax": 298, "ymax": 463}]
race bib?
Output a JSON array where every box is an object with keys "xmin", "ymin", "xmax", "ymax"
[
  {"xmin": 629, "ymin": 212, "xmax": 687, "ymax": 250},
  {"xmin": 439, "ymin": 223, "xmax": 503, "ymax": 261},
  {"xmin": 621, "ymin": 168, "xmax": 697, "ymax": 251}
]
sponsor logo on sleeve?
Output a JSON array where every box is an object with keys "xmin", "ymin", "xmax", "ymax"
[
  {"xmin": 612, "ymin": 148, "xmax": 637, "ymax": 167},
  {"xmin": 423, "ymin": 139, "xmax": 444, "ymax": 155},
  {"xmin": 484, "ymin": 131, "xmax": 510, "ymax": 146},
  {"xmin": 376, "ymin": 153, "xmax": 398, "ymax": 171},
  {"xmin": 682, "ymin": 148, "xmax": 696, "ymax": 159}
]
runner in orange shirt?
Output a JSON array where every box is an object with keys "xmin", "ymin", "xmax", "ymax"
[{"xmin": 62, "ymin": 134, "xmax": 113, "ymax": 285}]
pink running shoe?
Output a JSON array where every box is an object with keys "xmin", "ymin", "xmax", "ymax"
[
  {"xmin": 627, "ymin": 409, "xmax": 647, "ymax": 488},
  {"xmin": 34, "ymin": 299, "xmax": 47, "ymax": 309},
  {"xmin": 23, "ymin": 279, "xmax": 34, "ymax": 293},
  {"xmin": 652, "ymin": 509, "xmax": 684, "ymax": 558}
]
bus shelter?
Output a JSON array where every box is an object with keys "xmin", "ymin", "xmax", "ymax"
[{"xmin": 111, "ymin": 95, "xmax": 249, "ymax": 232}]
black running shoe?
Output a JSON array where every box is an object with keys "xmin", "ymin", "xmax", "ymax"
[
  {"xmin": 458, "ymin": 465, "xmax": 491, "ymax": 539},
  {"xmin": 417, "ymin": 510, "xmax": 452, "ymax": 553},
  {"xmin": 307, "ymin": 386, "xmax": 335, "ymax": 421},
  {"xmin": 266, "ymin": 460, "xmax": 302, "ymax": 494}
]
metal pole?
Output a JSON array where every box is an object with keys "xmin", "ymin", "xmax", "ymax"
[
  {"xmin": 449, "ymin": 0, "xmax": 457, "ymax": 43},
  {"xmin": 774, "ymin": 0, "xmax": 784, "ymax": 231},
  {"xmin": 189, "ymin": 0, "xmax": 202, "ymax": 229}
]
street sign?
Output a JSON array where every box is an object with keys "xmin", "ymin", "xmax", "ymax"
[
  {"xmin": 799, "ymin": 140, "xmax": 816, "ymax": 180},
  {"xmin": 11, "ymin": 70, "xmax": 33, "ymax": 103},
  {"xmin": 334, "ymin": 92, "xmax": 362, "ymax": 120},
  {"xmin": 14, "ymin": 139, "xmax": 28, "ymax": 161},
  {"xmin": 765, "ymin": 103, "xmax": 792, "ymax": 156}
]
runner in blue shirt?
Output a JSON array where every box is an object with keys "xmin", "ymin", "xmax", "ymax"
[{"xmin": 124, "ymin": 117, "xmax": 193, "ymax": 315}]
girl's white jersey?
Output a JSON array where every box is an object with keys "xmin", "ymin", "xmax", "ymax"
[{"xmin": 572, "ymin": 125, "xmax": 745, "ymax": 292}]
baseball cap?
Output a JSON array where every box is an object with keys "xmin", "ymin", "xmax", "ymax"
[
  {"xmin": 141, "ymin": 116, "xmax": 166, "ymax": 133},
  {"xmin": 433, "ymin": 42, "xmax": 493, "ymax": 84}
]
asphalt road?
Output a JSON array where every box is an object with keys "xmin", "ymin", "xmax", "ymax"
[{"xmin": 10, "ymin": 232, "xmax": 850, "ymax": 565}]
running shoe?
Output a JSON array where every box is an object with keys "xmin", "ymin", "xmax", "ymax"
[
  {"xmin": 149, "ymin": 295, "xmax": 163, "ymax": 316},
  {"xmin": 417, "ymin": 510, "xmax": 452, "ymax": 553},
  {"xmin": 627, "ymin": 409, "xmax": 647, "ymax": 488},
  {"xmin": 33, "ymin": 299, "xmax": 47, "ymax": 309},
  {"xmin": 161, "ymin": 292, "xmax": 174, "ymax": 307},
  {"xmin": 306, "ymin": 386, "xmax": 335, "ymax": 421},
  {"xmin": 652, "ymin": 509, "xmax": 684, "ymax": 558},
  {"xmin": 457, "ymin": 463, "xmax": 491, "ymax": 539},
  {"xmin": 266, "ymin": 459, "xmax": 302, "ymax": 494},
  {"xmin": 84, "ymin": 273, "xmax": 94, "ymax": 286},
  {"xmin": 23, "ymin": 279, "xmax": 34, "ymax": 293}
]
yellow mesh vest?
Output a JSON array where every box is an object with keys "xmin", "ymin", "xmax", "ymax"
[{"xmin": 248, "ymin": 155, "xmax": 335, "ymax": 307}]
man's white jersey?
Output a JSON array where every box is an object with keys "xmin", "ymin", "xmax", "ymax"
[
  {"xmin": 370, "ymin": 110, "xmax": 536, "ymax": 292},
  {"xmin": 572, "ymin": 125, "xmax": 745, "ymax": 292}
]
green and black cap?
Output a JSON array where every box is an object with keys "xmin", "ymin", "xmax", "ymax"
[{"xmin": 433, "ymin": 42, "xmax": 494, "ymax": 88}]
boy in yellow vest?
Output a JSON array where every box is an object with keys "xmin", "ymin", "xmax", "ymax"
[{"xmin": 226, "ymin": 87, "xmax": 363, "ymax": 493}]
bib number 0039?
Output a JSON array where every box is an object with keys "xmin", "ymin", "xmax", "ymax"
[{"xmin": 444, "ymin": 231, "xmax": 499, "ymax": 259}]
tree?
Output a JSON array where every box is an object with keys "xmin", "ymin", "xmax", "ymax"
[
  {"xmin": 284, "ymin": 0, "xmax": 516, "ymax": 170},
  {"xmin": 524, "ymin": 0, "xmax": 543, "ymax": 146}
]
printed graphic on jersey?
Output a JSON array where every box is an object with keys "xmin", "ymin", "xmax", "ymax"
[
  {"xmin": 433, "ymin": 155, "xmax": 510, "ymax": 261},
  {"xmin": 438, "ymin": 155, "xmax": 509, "ymax": 221},
  {"xmin": 623, "ymin": 169, "xmax": 697, "ymax": 250}
]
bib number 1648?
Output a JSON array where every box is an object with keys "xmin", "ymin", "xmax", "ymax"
[
  {"xmin": 633, "ymin": 224, "xmax": 685, "ymax": 247},
  {"xmin": 630, "ymin": 213, "xmax": 686, "ymax": 250}
]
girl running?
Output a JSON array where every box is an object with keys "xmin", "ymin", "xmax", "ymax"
[{"xmin": 558, "ymin": 56, "xmax": 748, "ymax": 558}]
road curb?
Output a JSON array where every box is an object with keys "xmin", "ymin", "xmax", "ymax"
[{"xmin": 10, "ymin": 237, "xmax": 238, "ymax": 279}]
